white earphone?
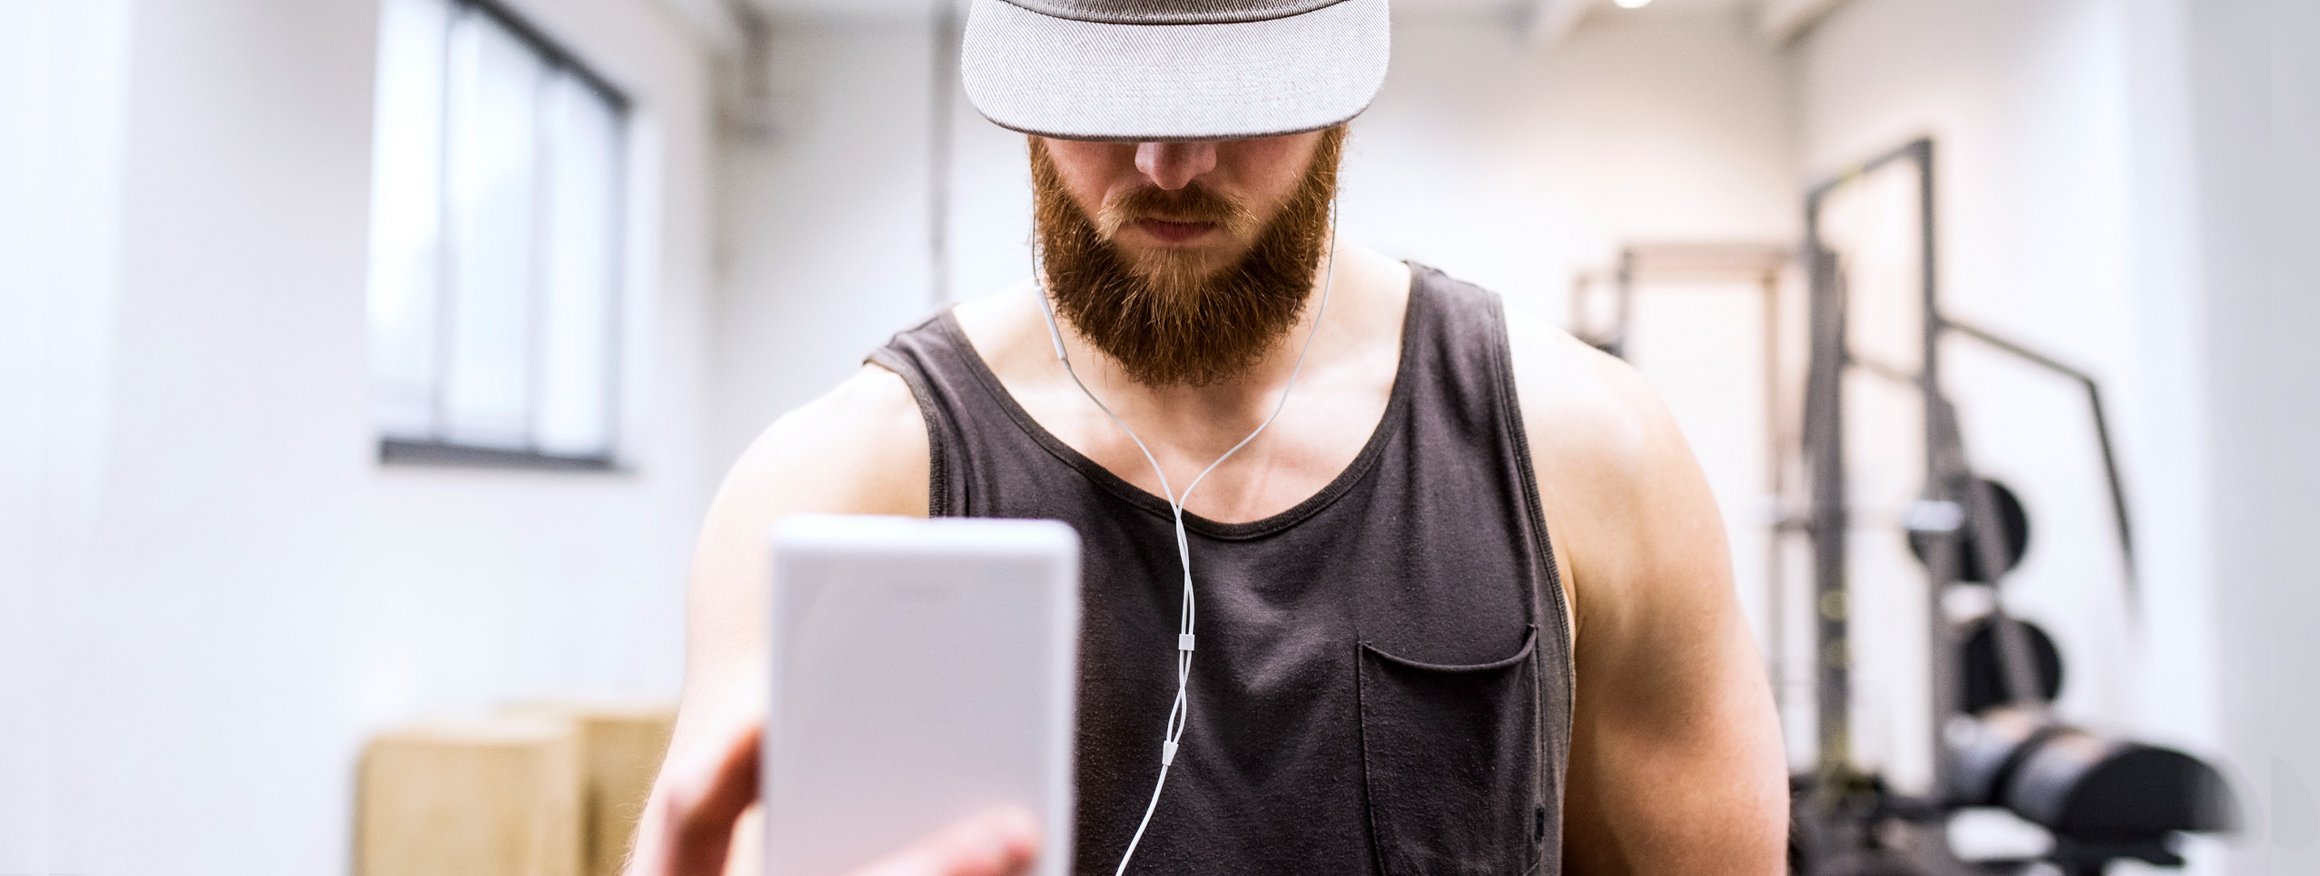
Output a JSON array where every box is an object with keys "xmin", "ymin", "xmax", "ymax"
[{"xmin": 1030, "ymin": 198, "xmax": 1341, "ymax": 875}]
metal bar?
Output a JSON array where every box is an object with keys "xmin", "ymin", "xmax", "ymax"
[
  {"xmin": 432, "ymin": 5, "xmax": 470, "ymax": 446},
  {"xmin": 929, "ymin": 0, "xmax": 961, "ymax": 305},
  {"xmin": 1613, "ymin": 242, "xmax": 1794, "ymax": 275},
  {"xmin": 455, "ymin": 0, "xmax": 630, "ymax": 111},
  {"xmin": 1849, "ymin": 353, "xmax": 1917, "ymax": 388},
  {"xmin": 1904, "ymin": 137, "xmax": 1969, "ymax": 804},
  {"xmin": 1614, "ymin": 247, "xmax": 1637, "ymax": 356},
  {"xmin": 1798, "ymin": 134, "xmax": 1985, "ymax": 875},
  {"xmin": 380, "ymin": 439, "xmax": 619, "ymax": 472},
  {"xmin": 1568, "ymin": 274, "xmax": 1593, "ymax": 343},
  {"xmin": 1930, "ymin": 397, "xmax": 2048, "ymax": 710},
  {"xmin": 1582, "ymin": 242, "xmax": 1792, "ymax": 359},
  {"xmin": 2084, "ymin": 386, "xmax": 2140, "ymax": 614},
  {"xmin": 1946, "ymin": 320, "xmax": 2096, "ymax": 383},
  {"xmin": 1917, "ymin": 138, "xmax": 1942, "ymax": 478},
  {"xmin": 1761, "ymin": 272, "xmax": 1789, "ymax": 726},
  {"xmin": 600, "ymin": 77, "xmax": 633, "ymax": 461},
  {"xmin": 1799, "ymin": 160, "xmax": 1855, "ymax": 876},
  {"xmin": 1801, "ymin": 154, "xmax": 1855, "ymax": 818},
  {"xmin": 1801, "ymin": 243, "xmax": 1851, "ymax": 787},
  {"xmin": 1804, "ymin": 135, "xmax": 1933, "ymax": 203},
  {"xmin": 1944, "ymin": 321, "xmax": 2142, "ymax": 611},
  {"xmin": 524, "ymin": 57, "xmax": 555, "ymax": 458}
]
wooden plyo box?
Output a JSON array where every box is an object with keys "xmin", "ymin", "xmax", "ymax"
[
  {"xmin": 358, "ymin": 717, "xmax": 585, "ymax": 876},
  {"xmin": 507, "ymin": 702, "xmax": 678, "ymax": 876}
]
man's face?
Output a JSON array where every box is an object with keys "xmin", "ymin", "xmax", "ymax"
[
  {"xmin": 1037, "ymin": 133, "xmax": 1331, "ymax": 278},
  {"xmin": 1030, "ymin": 128, "xmax": 1347, "ymax": 388}
]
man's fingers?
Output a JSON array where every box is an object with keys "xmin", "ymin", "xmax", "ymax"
[
  {"xmin": 662, "ymin": 721, "xmax": 764, "ymax": 876},
  {"xmin": 847, "ymin": 807, "xmax": 1041, "ymax": 876},
  {"xmin": 644, "ymin": 723, "xmax": 1033, "ymax": 876}
]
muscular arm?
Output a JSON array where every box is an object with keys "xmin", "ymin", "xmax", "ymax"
[
  {"xmin": 629, "ymin": 366, "xmax": 931, "ymax": 872},
  {"xmin": 1506, "ymin": 314, "xmax": 1789, "ymax": 874}
]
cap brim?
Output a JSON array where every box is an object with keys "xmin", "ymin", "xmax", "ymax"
[{"xmin": 961, "ymin": 0, "xmax": 1390, "ymax": 142}]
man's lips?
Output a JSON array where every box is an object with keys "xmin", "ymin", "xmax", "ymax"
[{"xmin": 1132, "ymin": 218, "xmax": 1220, "ymax": 244}]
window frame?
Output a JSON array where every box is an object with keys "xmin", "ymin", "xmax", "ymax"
[{"xmin": 368, "ymin": 0, "xmax": 636, "ymax": 473}]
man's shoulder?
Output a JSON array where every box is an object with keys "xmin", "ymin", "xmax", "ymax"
[
  {"xmin": 720, "ymin": 365, "xmax": 930, "ymax": 518},
  {"xmin": 1497, "ymin": 299, "xmax": 1698, "ymax": 528},
  {"xmin": 1492, "ymin": 291, "xmax": 1717, "ymax": 640},
  {"xmin": 1499, "ymin": 302, "xmax": 1670, "ymax": 458},
  {"xmin": 791, "ymin": 364, "xmax": 927, "ymax": 445}
]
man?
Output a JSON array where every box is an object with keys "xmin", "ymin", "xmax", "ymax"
[{"xmin": 630, "ymin": 0, "xmax": 1787, "ymax": 873}]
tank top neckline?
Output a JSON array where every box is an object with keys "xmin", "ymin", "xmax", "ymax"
[{"xmin": 930, "ymin": 262, "xmax": 1429, "ymax": 542}]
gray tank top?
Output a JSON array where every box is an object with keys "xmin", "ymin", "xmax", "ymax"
[{"xmin": 868, "ymin": 263, "xmax": 1574, "ymax": 874}]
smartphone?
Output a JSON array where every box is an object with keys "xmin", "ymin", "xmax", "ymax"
[{"xmin": 763, "ymin": 514, "xmax": 1079, "ymax": 876}]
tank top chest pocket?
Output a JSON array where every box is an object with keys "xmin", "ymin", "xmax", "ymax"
[{"xmin": 1356, "ymin": 624, "xmax": 1544, "ymax": 875}]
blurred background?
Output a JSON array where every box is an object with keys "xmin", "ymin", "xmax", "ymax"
[{"xmin": 2, "ymin": 0, "xmax": 2313, "ymax": 873}]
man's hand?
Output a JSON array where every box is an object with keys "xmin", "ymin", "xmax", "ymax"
[
  {"xmin": 627, "ymin": 719, "xmax": 1041, "ymax": 876},
  {"xmin": 846, "ymin": 808, "xmax": 1042, "ymax": 876}
]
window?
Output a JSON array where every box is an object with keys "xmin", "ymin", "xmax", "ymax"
[{"xmin": 366, "ymin": 0, "xmax": 628, "ymax": 469}]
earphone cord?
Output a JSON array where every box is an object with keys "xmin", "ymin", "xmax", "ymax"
[{"xmin": 1031, "ymin": 199, "xmax": 1341, "ymax": 876}]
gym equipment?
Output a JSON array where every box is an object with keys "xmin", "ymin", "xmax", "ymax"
[
  {"xmin": 1956, "ymin": 613, "xmax": 2063, "ymax": 714},
  {"xmin": 1568, "ymin": 242, "xmax": 1792, "ymax": 363},
  {"xmin": 1778, "ymin": 137, "xmax": 2235, "ymax": 875},
  {"xmin": 1947, "ymin": 705, "xmax": 2236, "ymax": 874},
  {"xmin": 1909, "ymin": 477, "xmax": 2030, "ymax": 584}
]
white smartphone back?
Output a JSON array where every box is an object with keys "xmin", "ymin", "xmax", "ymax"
[{"xmin": 764, "ymin": 514, "xmax": 1079, "ymax": 876}]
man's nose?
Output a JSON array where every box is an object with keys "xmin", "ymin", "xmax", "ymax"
[{"xmin": 1134, "ymin": 141, "xmax": 1219, "ymax": 190}]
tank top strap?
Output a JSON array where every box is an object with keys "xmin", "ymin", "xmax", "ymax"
[
  {"xmin": 864, "ymin": 313, "xmax": 983, "ymax": 517},
  {"xmin": 1399, "ymin": 261, "xmax": 1575, "ymax": 798},
  {"xmin": 1398, "ymin": 262, "xmax": 1525, "ymax": 455}
]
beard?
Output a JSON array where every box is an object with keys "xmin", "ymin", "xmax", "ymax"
[{"xmin": 1030, "ymin": 127, "xmax": 1346, "ymax": 388}]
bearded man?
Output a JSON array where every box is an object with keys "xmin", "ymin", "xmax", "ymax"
[{"xmin": 628, "ymin": 1, "xmax": 1787, "ymax": 874}]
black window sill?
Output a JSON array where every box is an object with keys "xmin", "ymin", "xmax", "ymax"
[{"xmin": 379, "ymin": 439, "xmax": 621, "ymax": 473}]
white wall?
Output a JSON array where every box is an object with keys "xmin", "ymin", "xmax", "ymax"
[
  {"xmin": 710, "ymin": 18, "xmax": 955, "ymax": 467},
  {"xmin": 2, "ymin": 2, "xmax": 136, "ymax": 869},
  {"xmin": 1348, "ymin": 6, "xmax": 1801, "ymax": 307},
  {"xmin": 15, "ymin": 0, "xmax": 721, "ymax": 871},
  {"xmin": 2173, "ymin": 0, "xmax": 2320, "ymax": 869}
]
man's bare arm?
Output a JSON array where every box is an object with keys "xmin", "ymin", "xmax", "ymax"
[
  {"xmin": 628, "ymin": 365, "xmax": 931, "ymax": 873},
  {"xmin": 1508, "ymin": 315, "xmax": 1789, "ymax": 874}
]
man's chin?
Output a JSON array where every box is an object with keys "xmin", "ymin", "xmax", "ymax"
[{"xmin": 1117, "ymin": 246, "xmax": 1244, "ymax": 286}]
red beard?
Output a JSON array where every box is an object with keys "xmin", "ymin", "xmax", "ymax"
[{"xmin": 1030, "ymin": 128, "xmax": 1345, "ymax": 388}]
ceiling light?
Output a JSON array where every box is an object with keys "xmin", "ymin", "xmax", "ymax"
[{"xmin": 1614, "ymin": 0, "xmax": 1652, "ymax": 9}]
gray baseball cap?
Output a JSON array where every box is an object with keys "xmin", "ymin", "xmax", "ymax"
[{"xmin": 960, "ymin": 0, "xmax": 1391, "ymax": 142}]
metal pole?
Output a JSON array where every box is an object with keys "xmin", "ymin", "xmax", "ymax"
[
  {"xmin": 1761, "ymin": 270, "xmax": 1790, "ymax": 729},
  {"xmin": 1569, "ymin": 275, "xmax": 1590, "ymax": 341},
  {"xmin": 1943, "ymin": 319, "xmax": 2143, "ymax": 617},
  {"xmin": 1800, "ymin": 224, "xmax": 1851, "ymax": 794},
  {"xmin": 1614, "ymin": 247, "xmax": 1637, "ymax": 358},
  {"xmin": 1908, "ymin": 137, "xmax": 1967, "ymax": 801},
  {"xmin": 1800, "ymin": 138, "xmax": 1973, "ymax": 875},
  {"xmin": 928, "ymin": 0, "xmax": 961, "ymax": 305}
]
